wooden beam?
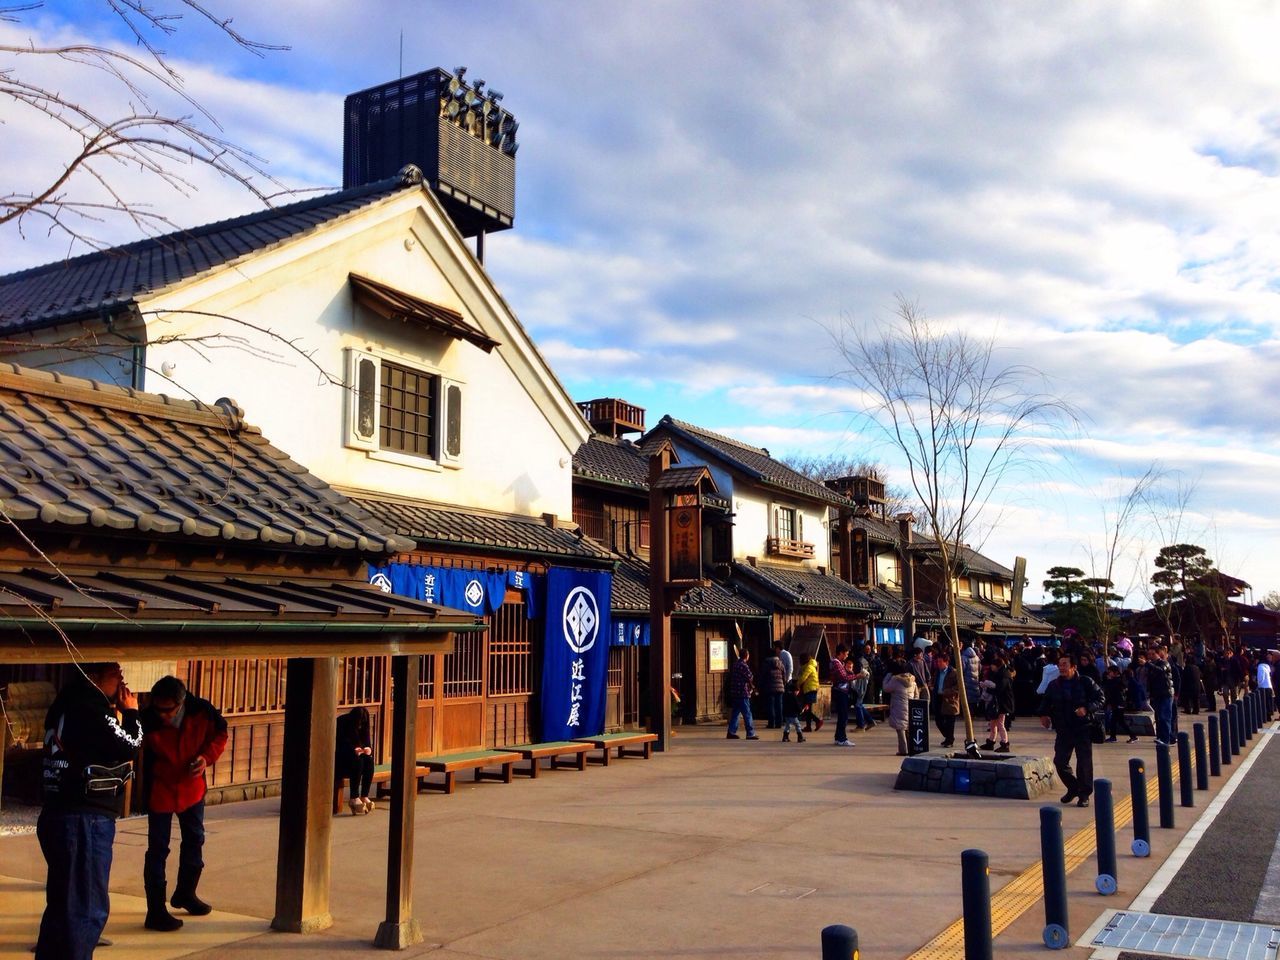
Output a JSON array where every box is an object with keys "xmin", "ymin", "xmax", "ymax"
[
  {"xmin": 272, "ymin": 657, "xmax": 337, "ymax": 934},
  {"xmin": 374, "ymin": 654, "xmax": 424, "ymax": 950},
  {"xmin": 0, "ymin": 632, "xmax": 457, "ymax": 664},
  {"xmin": 648, "ymin": 447, "xmax": 673, "ymax": 752}
]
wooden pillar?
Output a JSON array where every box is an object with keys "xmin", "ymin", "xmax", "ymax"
[
  {"xmin": 648, "ymin": 446, "xmax": 673, "ymax": 752},
  {"xmin": 272, "ymin": 657, "xmax": 337, "ymax": 934},
  {"xmin": 375, "ymin": 653, "xmax": 424, "ymax": 950}
]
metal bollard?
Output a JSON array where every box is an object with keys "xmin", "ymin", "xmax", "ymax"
[
  {"xmin": 1040, "ymin": 806, "xmax": 1070, "ymax": 948},
  {"xmin": 1193, "ymin": 723, "xmax": 1208, "ymax": 790},
  {"xmin": 1156, "ymin": 742, "xmax": 1175, "ymax": 828},
  {"xmin": 821, "ymin": 924, "xmax": 859, "ymax": 960},
  {"xmin": 1208, "ymin": 714, "xmax": 1221, "ymax": 776},
  {"xmin": 961, "ymin": 849, "xmax": 993, "ymax": 960},
  {"xmin": 1265, "ymin": 688, "xmax": 1274, "ymax": 722},
  {"xmin": 1251, "ymin": 692, "xmax": 1262, "ymax": 734},
  {"xmin": 1229, "ymin": 702, "xmax": 1241, "ymax": 756},
  {"xmin": 1220, "ymin": 708, "xmax": 1233, "ymax": 764},
  {"xmin": 1177, "ymin": 732, "xmax": 1193, "ymax": 807},
  {"xmin": 1244, "ymin": 694, "xmax": 1254, "ymax": 739},
  {"xmin": 1094, "ymin": 779, "xmax": 1118, "ymax": 895},
  {"xmin": 1128, "ymin": 758, "xmax": 1150, "ymax": 857}
]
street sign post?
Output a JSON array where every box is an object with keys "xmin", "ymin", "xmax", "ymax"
[{"xmin": 907, "ymin": 698, "xmax": 930, "ymax": 755}]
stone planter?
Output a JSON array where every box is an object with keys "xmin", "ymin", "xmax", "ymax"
[{"xmin": 894, "ymin": 751, "xmax": 1057, "ymax": 800}]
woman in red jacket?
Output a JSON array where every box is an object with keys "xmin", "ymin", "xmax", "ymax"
[{"xmin": 140, "ymin": 676, "xmax": 227, "ymax": 932}]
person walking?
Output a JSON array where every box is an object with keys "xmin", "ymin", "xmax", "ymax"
[
  {"xmin": 1102, "ymin": 664, "xmax": 1137, "ymax": 743},
  {"xmin": 909, "ymin": 647, "xmax": 932, "ymax": 711},
  {"xmin": 851, "ymin": 647, "xmax": 875, "ymax": 731},
  {"xmin": 36, "ymin": 662, "xmax": 143, "ymax": 960},
  {"xmin": 762, "ymin": 648, "xmax": 786, "ymax": 729},
  {"xmin": 829, "ymin": 644, "xmax": 857, "ymax": 747},
  {"xmin": 979, "ymin": 654, "xmax": 1014, "ymax": 753},
  {"xmin": 780, "ymin": 680, "xmax": 804, "ymax": 743},
  {"xmin": 726, "ymin": 650, "xmax": 759, "ymax": 740},
  {"xmin": 140, "ymin": 675, "xmax": 227, "ymax": 931},
  {"xmin": 1258, "ymin": 652, "xmax": 1275, "ymax": 697},
  {"xmin": 1039, "ymin": 656, "xmax": 1105, "ymax": 808},
  {"xmin": 933, "ymin": 651, "xmax": 960, "ymax": 747},
  {"xmin": 1201, "ymin": 654, "xmax": 1220, "ymax": 714},
  {"xmin": 795, "ymin": 654, "xmax": 823, "ymax": 732},
  {"xmin": 960, "ymin": 638, "xmax": 982, "ymax": 711},
  {"xmin": 336, "ymin": 706, "xmax": 376, "ymax": 815},
  {"xmin": 1179, "ymin": 657, "xmax": 1203, "ymax": 715},
  {"xmin": 776, "ymin": 640, "xmax": 794, "ymax": 686},
  {"xmin": 883, "ymin": 660, "xmax": 918, "ymax": 756},
  {"xmin": 1147, "ymin": 646, "xmax": 1176, "ymax": 745}
]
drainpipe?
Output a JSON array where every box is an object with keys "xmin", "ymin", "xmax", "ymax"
[
  {"xmin": 102, "ymin": 305, "xmax": 145, "ymax": 390},
  {"xmin": 837, "ymin": 508, "xmax": 854, "ymax": 584}
]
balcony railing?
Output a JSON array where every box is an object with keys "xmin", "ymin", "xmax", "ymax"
[
  {"xmin": 577, "ymin": 398, "xmax": 646, "ymax": 435},
  {"xmin": 767, "ymin": 537, "xmax": 815, "ymax": 559}
]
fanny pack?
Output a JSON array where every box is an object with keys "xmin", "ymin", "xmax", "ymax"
[{"xmin": 84, "ymin": 762, "xmax": 134, "ymax": 796}]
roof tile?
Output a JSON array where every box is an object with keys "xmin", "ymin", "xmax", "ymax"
[{"xmin": 731, "ymin": 562, "xmax": 881, "ymax": 613}]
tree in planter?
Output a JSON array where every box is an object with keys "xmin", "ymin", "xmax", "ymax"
[{"xmin": 831, "ymin": 296, "xmax": 1074, "ymax": 754}]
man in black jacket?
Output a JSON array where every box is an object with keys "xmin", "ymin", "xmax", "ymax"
[
  {"xmin": 1147, "ymin": 646, "xmax": 1176, "ymax": 745},
  {"xmin": 1039, "ymin": 655, "xmax": 1105, "ymax": 808},
  {"xmin": 36, "ymin": 662, "xmax": 143, "ymax": 960}
]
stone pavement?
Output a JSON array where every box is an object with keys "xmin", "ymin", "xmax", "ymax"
[{"xmin": 0, "ymin": 717, "xmax": 1268, "ymax": 959}]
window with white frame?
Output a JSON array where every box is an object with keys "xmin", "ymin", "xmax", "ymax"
[
  {"xmin": 776, "ymin": 506, "xmax": 798, "ymax": 542},
  {"xmin": 345, "ymin": 348, "xmax": 463, "ymax": 466}
]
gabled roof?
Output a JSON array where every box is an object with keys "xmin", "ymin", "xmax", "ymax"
[
  {"xmin": 644, "ymin": 416, "xmax": 853, "ymax": 508},
  {"xmin": 0, "ymin": 173, "xmax": 418, "ymax": 333},
  {"xmin": 731, "ymin": 562, "xmax": 881, "ymax": 613},
  {"xmin": 350, "ymin": 496, "xmax": 614, "ymax": 565},
  {"xmin": 610, "ymin": 556, "xmax": 769, "ymax": 619},
  {"xmin": 0, "ymin": 364, "xmax": 412, "ymax": 555},
  {"xmin": 875, "ymin": 587, "xmax": 1054, "ymax": 636},
  {"xmin": 911, "ymin": 542, "xmax": 1015, "ymax": 580},
  {"xmin": 573, "ymin": 435, "xmax": 650, "ymax": 492}
]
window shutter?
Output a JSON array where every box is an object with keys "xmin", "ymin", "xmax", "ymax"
[
  {"xmin": 440, "ymin": 378, "xmax": 463, "ymax": 465},
  {"xmin": 797, "ymin": 511, "xmax": 804, "ymax": 543},
  {"xmin": 344, "ymin": 347, "xmax": 380, "ymax": 451}
]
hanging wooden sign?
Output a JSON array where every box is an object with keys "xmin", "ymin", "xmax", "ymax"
[{"xmin": 668, "ymin": 504, "xmax": 702, "ymax": 582}]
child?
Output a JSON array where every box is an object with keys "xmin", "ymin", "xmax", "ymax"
[{"xmin": 781, "ymin": 680, "xmax": 805, "ymax": 743}]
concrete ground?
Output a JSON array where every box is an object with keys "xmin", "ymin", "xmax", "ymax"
[{"xmin": 0, "ymin": 716, "xmax": 1270, "ymax": 959}]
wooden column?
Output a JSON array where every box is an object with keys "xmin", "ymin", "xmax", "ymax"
[
  {"xmin": 375, "ymin": 652, "xmax": 424, "ymax": 950},
  {"xmin": 272, "ymin": 656, "xmax": 337, "ymax": 934},
  {"xmin": 648, "ymin": 446, "xmax": 673, "ymax": 752}
]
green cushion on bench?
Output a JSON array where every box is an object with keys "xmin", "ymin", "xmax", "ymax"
[
  {"xmin": 575, "ymin": 732, "xmax": 657, "ymax": 744},
  {"xmin": 504, "ymin": 741, "xmax": 587, "ymax": 752},
  {"xmin": 417, "ymin": 749, "xmax": 520, "ymax": 767}
]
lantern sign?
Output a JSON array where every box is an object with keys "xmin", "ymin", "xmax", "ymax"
[{"xmin": 668, "ymin": 504, "xmax": 702, "ymax": 582}]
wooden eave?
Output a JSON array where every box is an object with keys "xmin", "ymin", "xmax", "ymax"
[{"xmin": 350, "ymin": 273, "xmax": 500, "ymax": 353}]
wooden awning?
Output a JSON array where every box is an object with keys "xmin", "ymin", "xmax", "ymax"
[
  {"xmin": 0, "ymin": 569, "xmax": 481, "ymax": 662},
  {"xmin": 349, "ymin": 273, "xmax": 500, "ymax": 353}
]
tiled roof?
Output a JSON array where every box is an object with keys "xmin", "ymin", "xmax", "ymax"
[
  {"xmin": 349, "ymin": 273, "xmax": 499, "ymax": 353},
  {"xmin": 610, "ymin": 556, "xmax": 769, "ymax": 619},
  {"xmin": 911, "ymin": 542, "xmax": 1015, "ymax": 579},
  {"xmin": 645, "ymin": 416, "xmax": 854, "ymax": 508},
  {"xmin": 731, "ymin": 562, "xmax": 882, "ymax": 613},
  {"xmin": 0, "ymin": 173, "xmax": 418, "ymax": 333},
  {"xmin": 888, "ymin": 590, "xmax": 1054, "ymax": 636},
  {"xmin": 573, "ymin": 435, "xmax": 649, "ymax": 491},
  {"xmin": 0, "ymin": 364, "xmax": 412, "ymax": 555},
  {"xmin": 351, "ymin": 496, "xmax": 615, "ymax": 564},
  {"xmin": 853, "ymin": 513, "xmax": 902, "ymax": 544}
]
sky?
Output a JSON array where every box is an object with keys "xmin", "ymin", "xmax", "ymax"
[{"xmin": 3, "ymin": 1, "xmax": 1279, "ymax": 606}]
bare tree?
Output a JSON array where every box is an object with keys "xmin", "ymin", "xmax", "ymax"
[
  {"xmin": 831, "ymin": 295, "xmax": 1075, "ymax": 753},
  {"xmin": 1, "ymin": 1, "xmax": 293, "ymax": 253},
  {"xmin": 780, "ymin": 453, "xmax": 919, "ymax": 517},
  {"xmin": 1084, "ymin": 464, "xmax": 1164, "ymax": 640}
]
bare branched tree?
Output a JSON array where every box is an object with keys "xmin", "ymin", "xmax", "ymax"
[
  {"xmin": 1084, "ymin": 463, "xmax": 1165, "ymax": 640},
  {"xmin": 831, "ymin": 295, "xmax": 1075, "ymax": 752},
  {"xmin": 780, "ymin": 453, "xmax": 919, "ymax": 517},
  {"xmin": 1, "ymin": 1, "xmax": 293, "ymax": 253}
]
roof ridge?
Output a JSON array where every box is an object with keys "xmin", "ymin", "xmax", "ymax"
[
  {"xmin": 0, "ymin": 361, "xmax": 255, "ymax": 429},
  {"xmin": 0, "ymin": 175, "xmax": 414, "ymax": 286},
  {"xmin": 661, "ymin": 415, "xmax": 769, "ymax": 455}
]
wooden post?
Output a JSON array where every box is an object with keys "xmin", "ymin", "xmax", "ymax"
[
  {"xmin": 375, "ymin": 653, "xmax": 424, "ymax": 950},
  {"xmin": 272, "ymin": 657, "xmax": 337, "ymax": 934},
  {"xmin": 648, "ymin": 445, "xmax": 673, "ymax": 752}
]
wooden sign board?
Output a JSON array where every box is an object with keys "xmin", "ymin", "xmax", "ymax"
[
  {"xmin": 708, "ymin": 640, "xmax": 728, "ymax": 673},
  {"xmin": 668, "ymin": 504, "xmax": 701, "ymax": 582}
]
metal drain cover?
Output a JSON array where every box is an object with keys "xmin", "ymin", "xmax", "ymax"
[{"xmin": 1090, "ymin": 911, "xmax": 1280, "ymax": 959}]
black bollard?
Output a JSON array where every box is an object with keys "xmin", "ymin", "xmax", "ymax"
[
  {"xmin": 1156, "ymin": 742, "xmax": 1175, "ymax": 828},
  {"xmin": 1177, "ymin": 732, "xmax": 1193, "ymax": 807},
  {"xmin": 1244, "ymin": 694, "xmax": 1254, "ymax": 739},
  {"xmin": 821, "ymin": 924, "xmax": 859, "ymax": 960},
  {"xmin": 1207, "ymin": 715, "xmax": 1221, "ymax": 777},
  {"xmin": 1251, "ymin": 692, "xmax": 1262, "ymax": 734},
  {"xmin": 961, "ymin": 849, "xmax": 993, "ymax": 960},
  {"xmin": 1128, "ymin": 758, "xmax": 1150, "ymax": 857},
  {"xmin": 1040, "ymin": 806, "xmax": 1070, "ymax": 948},
  {"xmin": 1265, "ymin": 688, "xmax": 1274, "ymax": 722},
  {"xmin": 1193, "ymin": 723, "xmax": 1208, "ymax": 790},
  {"xmin": 1219, "ymin": 708, "xmax": 1233, "ymax": 764},
  {"xmin": 1229, "ymin": 702, "xmax": 1241, "ymax": 756},
  {"xmin": 1094, "ymin": 779, "xmax": 1118, "ymax": 895}
]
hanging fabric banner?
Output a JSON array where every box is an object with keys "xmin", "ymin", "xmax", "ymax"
[
  {"xmin": 541, "ymin": 567, "xmax": 612, "ymax": 741},
  {"xmin": 507, "ymin": 569, "xmax": 542, "ymax": 619},
  {"xmin": 611, "ymin": 619, "xmax": 651, "ymax": 647},
  {"xmin": 367, "ymin": 563, "xmax": 511, "ymax": 615}
]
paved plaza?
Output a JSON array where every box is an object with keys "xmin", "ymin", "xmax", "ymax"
[{"xmin": 1, "ymin": 720, "xmax": 1274, "ymax": 959}]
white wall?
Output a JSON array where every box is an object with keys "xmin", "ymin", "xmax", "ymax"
[{"xmin": 133, "ymin": 202, "xmax": 579, "ymax": 518}]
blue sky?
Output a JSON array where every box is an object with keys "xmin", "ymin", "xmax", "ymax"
[{"xmin": 4, "ymin": 1, "xmax": 1280, "ymax": 606}]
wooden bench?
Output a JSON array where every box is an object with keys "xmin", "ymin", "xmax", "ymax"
[
  {"xmin": 503, "ymin": 741, "xmax": 592, "ymax": 779},
  {"xmin": 864, "ymin": 704, "xmax": 890, "ymax": 721},
  {"xmin": 574, "ymin": 732, "xmax": 659, "ymax": 766},
  {"xmin": 415, "ymin": 749, "xmax": 522, "ymax": 795},
  {"xmin": 333, "ymin": 763, "xmax": 395, "ymax": 815}
]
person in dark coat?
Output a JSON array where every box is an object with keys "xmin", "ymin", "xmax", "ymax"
[
  {"xmin": 141, "ymin": 675, "xmax": 228, "ymax": 931},
  {"xmin": 36, "ymin": 663, "xmax": 143, "ymax": 960},
  {"xmin": 1201, "ymin": 655, "xmax": 1220, "ymax": 713},
  {"xmin": 1179, "ymin": 658, "xmax": 1203, "ymax": 715},
  {"xmin": 1039, "ymin": 656, "xmax": 1105, "ymax": 807},
  {"xmin": 1147, "ymin": 646, "xmax": 1176, "ymax": 745},
  {"xmin": 762, "ymin": 651, "xmax": 786, "ymax": 728},
  {"xmin": 1102, "ymin": 664, "xmax": 1137, "ymax": 743},
  {"xmin": 336, "ymin": 706, "xmax": 375, "ymax": 814},
  {"xmin": 726, "ymin": 650, "xmax": 759, "ymax": 740}
]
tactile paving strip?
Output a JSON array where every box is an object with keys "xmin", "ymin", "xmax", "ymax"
[{"xmin": 1090, "ymin": 911, "xmax": 1280, "ymax": 959}]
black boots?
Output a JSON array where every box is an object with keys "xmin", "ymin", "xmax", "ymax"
[
  {"xmin": 171, "ymin": 866, "xmax": 212, "ymax": 916},
  {"xmin": 145, "ymin": 882, "xmax": 183, "ymax": 932}
]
